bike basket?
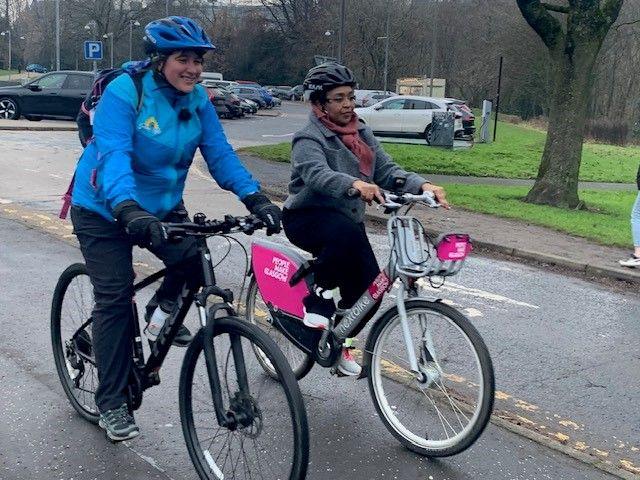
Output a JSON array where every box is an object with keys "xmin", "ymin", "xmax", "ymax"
[{"xmin": 390, "ymin": 216, "xmax": 472, "ymax": 277}]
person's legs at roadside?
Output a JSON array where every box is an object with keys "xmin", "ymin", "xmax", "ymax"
[
  {"xmin": 283, "ymin": 208, "xmax": 380, "ymax": 375},
  {"xmin": 71, "ymin": 206, "xmax": 139, "ymax": 441},
  {"xmin": 620, "ymin": 192, "xmax": 640, "ymax": 267}
]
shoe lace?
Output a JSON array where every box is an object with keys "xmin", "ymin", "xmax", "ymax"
[{"xmin": 107, "ymin": 404, "xmax": 133, "ymax": 425}]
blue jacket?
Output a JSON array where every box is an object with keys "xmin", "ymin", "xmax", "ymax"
[{"xmin": 72, "ymin": 70, "xmax": 259, "ymax": 221}]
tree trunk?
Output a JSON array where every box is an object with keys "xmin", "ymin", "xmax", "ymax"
[
  {"xmin": 517, "ymin": 0, "xmax": 624, "ymax": 208},
  {"xmin": 525, "ymin": 41, "xmax": 600, "ymax": 208}
]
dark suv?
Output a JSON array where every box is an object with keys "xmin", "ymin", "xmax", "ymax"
[{"xmin": 0, "ymin": 70, "xmax": 94, "ymax": 120}]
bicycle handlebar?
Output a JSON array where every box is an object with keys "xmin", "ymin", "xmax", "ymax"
[
  {"xmin": 163, "ymin": 214, "xmax": 264, "ymax": 239},
  {"xmin": 346, "ymin": 187, "xmax": 439, "ymax": 209}
]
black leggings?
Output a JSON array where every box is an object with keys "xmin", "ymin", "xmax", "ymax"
[
  {"xmin": 282, "ymin": 207, "xmax": 380, "ymax": 309},
  {"xmin": 71, "ymin": 204, "xmax": 201, "ymax": 412}
]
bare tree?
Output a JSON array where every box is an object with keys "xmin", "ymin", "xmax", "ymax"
[{"xmin": 516, "ymin": 0, "xmax": 624, "ymax": 208}]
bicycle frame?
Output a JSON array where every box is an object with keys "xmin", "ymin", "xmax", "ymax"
[
  {"xmin": 118, "ymin": 222, "xmax": 255, "ymax": 428},
  {"xmin": 252, "ymin": 192, "xmax": 471, "ymax": 372}
]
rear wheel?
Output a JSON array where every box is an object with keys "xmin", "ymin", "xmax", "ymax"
[
  {"xmin": 50, "ymin": 263, "xmax": 100, "ymax": 424},
  {"xmin": 179, "ymin": 316, "xmax": 309, "ymax": 480},
  {"xmin": 423, "ymin": 124, "xmax": 432, "ymax": 145},
  {"xmin": 0, "ymin": 97, "xmax": 20, "ymax": 119},
  {"xmin": 245, "ymin": 277, "xmax": 314, "ymax": 380}
]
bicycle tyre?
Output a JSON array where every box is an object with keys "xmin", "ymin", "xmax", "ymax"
[
  {"xmin": 366, "ymin": 299, "xmax": 494, "ymax": 457},
  {"xmin": 50, "ymin": 263, "xmax": 100, "ymax": 424},
  {"xmin": 179, "ymin": 315, "xmax": 309, "ymax": 480},
  {"xmin": 245, "ymin": 277, "xmax": 314, "ymax": 380}
]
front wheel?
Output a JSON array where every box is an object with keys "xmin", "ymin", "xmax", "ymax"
[
  {"xmin": 179, "ymin": 316, "xmax": 309, "ymax": 480},
  {"xmin": 423, "ymin": 124, "xmax": 432, "ymax": 145},
  {"xmin": 365, "ymin": 299, "xmax": 494, "ymax": 457},
  {"xmin": 245, "ymin": 276, "xmax": 315, "ymax": 380},
  {"xmin": 0, "ymin": 97, "xmax": 20, "ymax": 119}
]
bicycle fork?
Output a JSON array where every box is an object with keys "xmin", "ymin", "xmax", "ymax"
[{"xmin": 396, "ymin": 284, "xmax": 441, "ymax": 388}]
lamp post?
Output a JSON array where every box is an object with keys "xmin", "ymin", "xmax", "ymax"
[
  {"xmin": 129, "ymin": 20, "xmax": 140, "ymax": 61},
  {"xmin": 324, "ymin": 30, "xmax": 335, "ymax": 59},
  {"xmin": 55, "ymin": 0, "xmax": 60, "ymax": 70},
  {"xmin": 103, "ymin": 32, "xmax": 114, "ymax": 68},
  {"xmin": 84, "ymin": 22, "xmax": 98, "ymax": 72},
  {"xmin": 0, "ymin": 30, "xmax": 11, "ymax": 79},
  {"xmin": 376, "ymin": 36, "xmax": 389, "ymax": 93},
  {"xmin": 338, "ymin": 0, "xmax": 345, "ymax": 63}
]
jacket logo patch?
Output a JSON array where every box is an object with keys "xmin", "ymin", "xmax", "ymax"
[{"xmin": 140, "ymin": 116, "xmax": 161, "ymax": 135}]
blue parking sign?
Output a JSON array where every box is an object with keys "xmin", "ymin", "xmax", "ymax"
[{"xmin": 84, "ymin": 41, "xmax": 103, "ymax": 60}]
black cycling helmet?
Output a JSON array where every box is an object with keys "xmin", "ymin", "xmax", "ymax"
[
  {"xmin": 143, "ymin": 16, "xmax": 215, "ymax": 56},
  {"xmin": 303, "ymin": 62, "xmax": 356, "ymax": 94}
]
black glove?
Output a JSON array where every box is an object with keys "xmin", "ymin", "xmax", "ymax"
[
  {"xmin": 114, "ymin": 200, "xmax": 167, "ymax": 249},
  {"xmin": 242, "ymin": 192, "xmax": 282, "ymax": 235}
]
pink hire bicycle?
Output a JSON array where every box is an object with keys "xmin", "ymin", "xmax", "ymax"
[{"xmin": 244, "ymin": 191, "xmax": 495, "ymax": 457}]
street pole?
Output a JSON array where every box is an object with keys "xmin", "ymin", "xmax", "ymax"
[
  {"xmin": 129, "ymin": 22, "xmax": 133, "ymax": 61},
  {"xmin": 1, "ymin": 31, "xmax": 11, "ymax": 78},
  {"xmin": 110, "ymin": 34, "xmax": 114, "ymax": 68},
  {"xmin": 166, "ymin": 0, "xmax": 169, "ymax": 16},
  {"xmin": 338, "ymin": 0, "xmax": 345, "ymax": 63},
  {"xmin": 493, "ymin": 56, "xmax": 504, "ymax": 142},
  {"xmin": 55, "ymin": 0, "xmax": 60, "ymax": 70},
  {"xmin": 383, "ymin": 12, "xmax": 389, "ymax": 93},
  {"xmin": 429, "ymin": 7, "xmax": 438, "ymax": 97}
]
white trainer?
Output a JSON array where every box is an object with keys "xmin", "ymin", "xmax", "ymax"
[
  {"xmin": 337, "ymin": 348, "xmax": 362, "ymax": 376},
  {"xmin": 619, "ymin": 255, "xmax": 640, "ymax": 268},
  {"xmin": 302, "ymin": 310, "xmax": 330, "ymax": 329}
]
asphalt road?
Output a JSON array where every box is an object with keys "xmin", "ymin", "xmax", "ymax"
[{"xmin": 0, "ymin": 103, "xmax": 638, "ymax": 479}]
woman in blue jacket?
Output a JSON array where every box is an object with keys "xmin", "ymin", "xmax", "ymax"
[{"xmin": 70, "ymin": 16, "xmax": 281, "ymax": 442}]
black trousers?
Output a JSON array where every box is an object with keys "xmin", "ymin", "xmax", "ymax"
[
  {"xmin": 282, "ymin": 207, "xmax": 380, "ymax": 309},
  {"xmin": 71, "ymin": 205, "xmax": 201, "ymax": 412}
]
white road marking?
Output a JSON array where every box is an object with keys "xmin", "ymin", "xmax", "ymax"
[
  {"xmin": 261, "ymin": 132, "xmax": 294, "ymax": 138},
  {"xmin": 0, "ymin": 198, "xmax": 12, "ymax": 204},
  {"xmin": 24, "ymin": 168, "xmax": 39, "ymax": 173},
  {"xmin": 418, "ymin": 278, "xmax": 539, "ymax": 309},
  {"xmin": 49, "ymin": 173, "xmax": 62, "ymax": 179}
]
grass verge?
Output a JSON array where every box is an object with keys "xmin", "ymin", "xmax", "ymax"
[
  {"xmin": 443, "ymin": 184, "xmax": 635, "ymax": 247},
  {"xmin": 238, "ymin": 121, "xmax": 640, "ymax": 183}
]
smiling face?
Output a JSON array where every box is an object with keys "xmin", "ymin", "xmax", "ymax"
[
  {"xmin": 322, "ymin": 85, "xmax": 356, "ymax": 126},
  {"xmin": 160, "ymin": 50, "xmax": 204, "ymax": 93}
]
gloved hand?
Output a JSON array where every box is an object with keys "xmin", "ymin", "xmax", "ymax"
[
  {"xmin": 113, "ymin": 200, "xmax": 167, "ymax": 249},
  {"xmin": 242, "ymin": 192, "xmax": 282, "ymax": 235}
]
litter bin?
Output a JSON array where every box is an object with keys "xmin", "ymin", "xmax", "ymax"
[{"xmin": 430, "ymin": 111, "xmax": 455, "ymax": 148}]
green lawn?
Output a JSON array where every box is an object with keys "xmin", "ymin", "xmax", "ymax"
[
  {"xmin": 443, "ymin": 184, "xmax": 635, "ymax": 247},
  {"xmin": 238, "ymin": 121, "xmax": 640, "ymax": 183}
]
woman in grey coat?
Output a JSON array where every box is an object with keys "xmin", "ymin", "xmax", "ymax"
[{"xmin": 282, "ymin": 62, "xmax": 449, "ymax": 375}]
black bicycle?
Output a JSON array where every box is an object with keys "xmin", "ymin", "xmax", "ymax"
[{"xmin": 50, "ymin": 213, "xmax": 309, "ymax": 480}]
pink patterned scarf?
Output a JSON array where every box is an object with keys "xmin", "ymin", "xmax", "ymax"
[{"xmin": 313, "ymin": 104, "xmax": 373, "ymax": 176}]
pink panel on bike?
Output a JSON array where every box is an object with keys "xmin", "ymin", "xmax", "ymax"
[
  {"xmin": 436, "ymin": 234, "xmax": 472, "ymax": 261},
  {"xmin": 251, "ymin": 242, "xmax": 309, "ymax": 318}
]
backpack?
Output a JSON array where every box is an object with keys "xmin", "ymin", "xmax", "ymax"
[
  {"xmin": 60, "ymin": 69, "xmax": 144, "ymax": 219},
  {"xmin": 77, "ymin": 68, "xmax": 144, "ymax": 147}
]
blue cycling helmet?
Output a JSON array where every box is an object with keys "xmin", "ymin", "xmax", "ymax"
[{"xmin": 143, "ymin": 16, "xmax": 215, "ymax": 56}]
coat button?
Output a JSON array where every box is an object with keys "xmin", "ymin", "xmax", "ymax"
[{"xmin": 352, "ymin": 208, "xmax": 357, "ymax": 213}]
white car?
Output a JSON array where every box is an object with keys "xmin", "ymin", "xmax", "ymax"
[{"xmin": 355, "ymin": 95, "xmax": 463, "ymax": 143}]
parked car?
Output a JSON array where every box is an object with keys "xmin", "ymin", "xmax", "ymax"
[
  {"xmin": 287, "ymin": 84, "xmax": 304, "ymax": 101},
  {"xmin": 201, "ymin": 79, "xmax": 239, "ymax": 90},
  {"xmin": 445, "ymin": 98, "xmax": 475, "ymax": 136},
  {"xmin": 361, "ymin": 90, "xmax": 396, "ymax": 107},
  {"xmin": 0, "ymin": 70, "xmax": 93, "ymax": 120},
  {"xmin": 230, "ymin": 86, "xmax": 268, "ymax": 108},
  {"xmin": 267, "ymin": 85, "xmax": 293, "ymax": 99},
  {"xmin": 207, "ymin": 87, "xmax": 243, "ymax": 119},
  {"xmin": 240, "ymin": 98, "xmax": 258, "ymax": 115},
  {"xmin": 25, "ymin": 64, "xmax": 48, "ymax": 73},
  {"xmin": 234, "ymin": 81, "xmax": 278, "ymax": 107},
  {"xmin": 355, "ymin": 95, "xmax": 464, "ymax": 144}
]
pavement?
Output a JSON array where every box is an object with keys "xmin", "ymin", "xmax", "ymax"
[{"xmin": 240, "ymin": 154, "xmax": 640, "ymax": 286}]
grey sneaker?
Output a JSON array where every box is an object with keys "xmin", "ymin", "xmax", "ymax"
[
  {"xmin": 99, "ymin": 403, "xmax": 139, "ymax": 442},
  {"xmin": 337, "ymin": 347, "xmax": 362, "ymax": 376}
]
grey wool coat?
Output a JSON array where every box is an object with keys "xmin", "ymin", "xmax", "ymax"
[{"xmin": 283, "ymin": 113, "xmax": 428, "ymax": 223}]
